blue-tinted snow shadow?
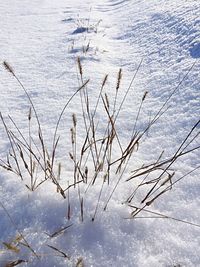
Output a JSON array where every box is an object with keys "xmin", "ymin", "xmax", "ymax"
[
  {"xmin": 72, "ymin": 27, "xmax": 88, "ymax": 34},
  {"xmin": 189, "ymin": 43, "xmax": 200, "ymax": 58}
]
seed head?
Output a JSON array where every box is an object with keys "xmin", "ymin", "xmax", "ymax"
[
  {"xmin": 77, "ymin": 57, "xmax": 83, "ymax": 77},
  {"xmin": 102, "ymin": 74, "xmax": 108, "ymax": 88},
  {"xmin": 72, "ymin": 113, "xmax": 77, "ymax": 127},
  {"xmin": 116, "ymin": 68, "xmax": 122, "ymax": 91},
  {"xmin": 142, "ymin": 91, "xmax": 148, "ymax": 101},
  {"xmin": 3, "ymin": 61, "xmax": 14, "ymax": 75}
]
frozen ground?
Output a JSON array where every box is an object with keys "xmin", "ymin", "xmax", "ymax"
[{"xmin": 0, "ymin": 0, "xmax": 199, "ymax": 266}]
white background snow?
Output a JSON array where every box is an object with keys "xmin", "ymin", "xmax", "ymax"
[{"xmin": 0, "ymin": 0, "xmax": 199, "ymax": 266}]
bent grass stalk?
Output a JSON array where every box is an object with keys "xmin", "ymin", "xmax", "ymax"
[{"xmin": 1, "ymin": 60, "xmax": 199, "ymax": 228}]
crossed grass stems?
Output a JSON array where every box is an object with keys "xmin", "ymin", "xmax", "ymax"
[{"xmin": 1, "ymin": 60, "xmax": 200, "ymax": 228}]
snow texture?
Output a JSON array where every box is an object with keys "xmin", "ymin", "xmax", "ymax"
[{"xmin": 0, "ymin": 0, "xmax": 199, "ymax": 266}]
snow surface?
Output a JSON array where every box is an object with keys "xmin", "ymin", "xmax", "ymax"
[{"xmin": 0, "ymin": 0, "xmax": 200, "ymax": 266}]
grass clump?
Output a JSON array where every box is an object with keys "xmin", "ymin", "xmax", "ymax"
[{"xmin": 0, "ymin": 59, "xmax": 199, "ymax": 265}]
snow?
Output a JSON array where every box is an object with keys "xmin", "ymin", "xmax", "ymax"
[{"xmin": 0, "ymin": 0, "xmax": 199, "ymax": 266}]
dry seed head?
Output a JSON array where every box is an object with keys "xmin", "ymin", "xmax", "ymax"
[
  {"xmin": 70, "ymin": 128, "xmax": 75, "ymax": 144},
  {"xmin": 85, "ymin": 166, "xmax": 88, "ymax": 176},
  {"xmin": 76, "ymin": 257, "xmax": 84, "ymax": 267},
  {"xmin": 85, "ymin": 41, "xmax": 90, "ymax": 53},
  {"xmin": 105, "ymin": 93, "xmax": 109, "ymax": 109},
  {"xmin": 142, "ymin": 91, "xmax": 148, "ymax": 101},
  {"xmin": 77, "ymin": 57, "xmax": 83, "ymax": 77},
  {"xmin": 14, "ymin": 235, "xmax": 23, "ymax": 243},
  {"xmin": 72, "ymin": 113, "xmax": 77, "ymax": 127},
  {"xmin": 102, "ymin": 74, "xmax": 108, "ymax": 87},
  {"xmin": 28, "ymin": 107, "xmax": 32, "ymax": 121},
  {"xmin": 69, "ymin": 152, "xmax": 74, "ymax": 160},
  {"xmin": 82, "ymin": 169, "xmax": 87, "ymax": 182},
  {"xmin": 116, "ymin": 68, "xmax": 122, "ymax": 91},
  {"xmin": 3, "ymin": 242, "xmax": 20, "ymax": 253},
  {"xmin": 3, "ymin": 61, "xmax": 14, "ymax": 75}
]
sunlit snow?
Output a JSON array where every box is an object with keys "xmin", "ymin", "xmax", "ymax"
[{"xmin": 0, "ymin": 0, "xmax": 199, "ymax": 266}]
